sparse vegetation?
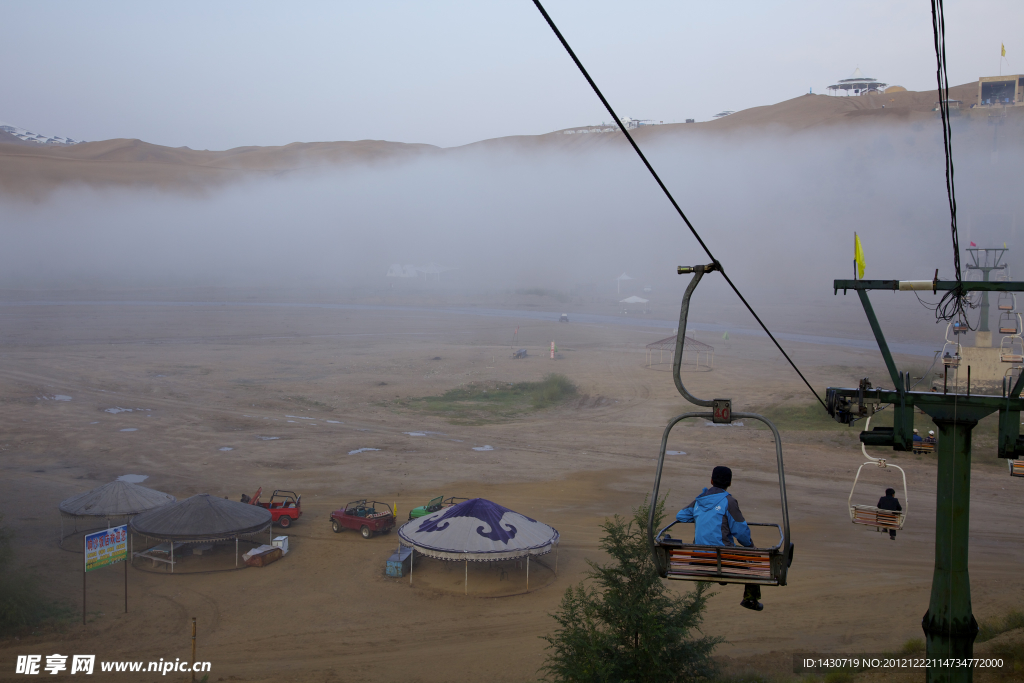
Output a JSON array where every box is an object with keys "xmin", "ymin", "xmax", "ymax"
[
  {"xmin": 0, "ymin": 515, "xmax": 72, "ymax": 636},
  {"xmin": 899, "ymin": 637, "xmax": 925, "ymax": 654},
  {"xmin": 977, "ymin": 609, "xmax": 1024, "ymax": 643},
  {"xmin": 401, "ymin": 374, "xmax": 578, "ymax": 424},
  {"xmin": 540, "ymin": 497, "xmax": 720, "ymax": 683},
  {"xmin": 750, "ymin": 402, "xmax": 847, "ymax": 431},
  {"xmin": 987, "ymin": 639, "xmax": 1024, "ymax": 678}
]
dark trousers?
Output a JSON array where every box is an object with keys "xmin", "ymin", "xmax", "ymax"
[{"xmin": 743, "ymin": 584, "xmax": 761, "ymax": 601}]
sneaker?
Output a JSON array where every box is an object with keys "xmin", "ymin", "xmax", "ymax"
[{"xmin": 740, "ymin": 599, "xmax": 764, "ymax": 611}]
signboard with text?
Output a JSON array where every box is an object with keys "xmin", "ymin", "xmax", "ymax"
[{"xmin": 84, "ymin": 526, "xmax": 127, "ymax": 573}]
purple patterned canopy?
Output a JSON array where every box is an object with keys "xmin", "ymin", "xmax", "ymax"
[{"xmin": 398, "ymin": 498, "xmax": 559, "ymax": 561}]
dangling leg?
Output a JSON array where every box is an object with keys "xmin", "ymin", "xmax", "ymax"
[{"xmin": 740, "ymin": 584, "xmax": 763, "ymax": 611}]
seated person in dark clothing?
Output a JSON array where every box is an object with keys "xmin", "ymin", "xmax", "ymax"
[
  {"xmin": 676, "ymin": 465, "xmax": 764, "ymax": 611},
  {"xmin": 877, "ymin": 487, "xmax": 903, "ymax": 540}
]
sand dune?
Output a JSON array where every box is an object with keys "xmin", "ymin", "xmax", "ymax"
[{"xmin": 0, "ymin": 81, "xmax": 1015, "ymax": 198}]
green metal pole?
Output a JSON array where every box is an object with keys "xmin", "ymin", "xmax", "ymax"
[
  {"xmin": 923, "ymin": 417, "xmax": 979, "ymax": 683},
  {"xmin": 979, "ymin": 269, "xmax": 991, "ymax": 334}
]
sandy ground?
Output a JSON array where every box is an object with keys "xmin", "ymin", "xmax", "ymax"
[{"xmin": 0, "ymin": 300, "xmax": 1022, "ymax": 682}]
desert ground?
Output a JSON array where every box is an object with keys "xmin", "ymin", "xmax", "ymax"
[{"xmin": 0, "ymin": 294, "xmax": 1022, "ymax": 682}]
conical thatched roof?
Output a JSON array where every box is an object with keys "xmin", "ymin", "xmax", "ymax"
[
  {"xmin": 129, "ymin": 494, "xmax": 272, "ymax": 541},
  {"xmin": 59, "ymin": 480, "xmax": 176, "ymax": 517}
]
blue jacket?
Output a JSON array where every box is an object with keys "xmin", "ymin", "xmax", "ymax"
[{"xmin": 676, "ymin": 487, "xmax": 753, "ymax": 547}]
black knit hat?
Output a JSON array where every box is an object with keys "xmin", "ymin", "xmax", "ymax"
[{"xmin": 711, "ymin": 466, "xmax": 733, "ymax": 488}]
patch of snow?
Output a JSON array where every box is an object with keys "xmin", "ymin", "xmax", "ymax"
[
  {"xmin": 219, "ymin": 447, "xmax": 234, "ymax": 452},
  {"xmin": 285, "ymin": 415, "xmax": 315, "ymax": 420},
  {"xmin": 53, "ymin": 395, "xmax": 72, "ymax": 401},
  {"xmin": 666, "ymin": 450, "xmax": 687, "ymax": 455},
  {"xmin": 117, "ymin": 474, "xmax": 148, "ymax": 483},
  {"xmin": 105, "ymin": 408, "xmax": 133, "ymax": 414},
  {"xmin": 404, "ymin": 432, "xmax": 427, "ymax": 437},
  {"xmin": 325, "ymin": 420, "xmax": 342, "ymax": 424},
  {"xmin": 119, "ymin": 428, "xmax": 137, "ymax": 432},
  {"xmin": 703, "ymin": 421, "xmax": 743, "ymax": 428},
  {"xmin": 472, "ymin": 445, "xmax": 494, "ymax": 452},
  {"xmin": 349, "ymin": 448, "xmax": 381, "ymax": 455},
  {"xmin": 256, "ymin": 436, "xmax": 280, "ymax": 441}
]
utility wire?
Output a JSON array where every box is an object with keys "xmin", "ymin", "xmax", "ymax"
[
  {"xmin": 531, "ymin": 0, "xmax": 827, "ymax": 411},
  {"xmin": 931, "ymin": 0, "xmax": 966, "ymax": 323}
]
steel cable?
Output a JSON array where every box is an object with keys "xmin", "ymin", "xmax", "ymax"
[{"xmin": 531, "ymin": 0, "xmax": 826, "ymax": 411}]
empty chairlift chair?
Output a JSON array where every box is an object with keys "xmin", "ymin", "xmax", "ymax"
[
  {"xmin": 1000, "ymin": 312, "xmax": 1021, "ymax": 335},
  {"xmin": 647, "ymin": 263, "xmax": 793, "ymax": 587},
  {"xmin": 1001, "ymin": 335, "xmax": 1024, "ymax": 363},
  {"xmin": 998, "ymin": 291, "xmax": 1016, "ymax": 311}
]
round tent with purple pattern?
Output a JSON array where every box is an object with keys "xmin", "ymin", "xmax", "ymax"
[{"xmin": 397, "ymin": 498, "xmax": 559, "ymax": 593}]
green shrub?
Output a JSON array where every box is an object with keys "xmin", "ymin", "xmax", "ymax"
[
  {"xmin": 0, "ymin": 516, "xmax": 72, "ymax": 635},
  {"xmin": 541, "ymin": 498, "xmax": 720, "ymax": 683}
]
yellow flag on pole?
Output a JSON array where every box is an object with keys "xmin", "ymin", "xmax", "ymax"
[
  {"xmin": 1002, "ymin": 43, "xmax": 1006, "ymax": 58},
  {"xmin": 854, "ymin": 233, "xmax": 866, "ymax": 279}
]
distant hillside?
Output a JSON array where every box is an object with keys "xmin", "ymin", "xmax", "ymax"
[{"xmin": 1, "ymin": 81, "xmax": 1017, "ymax": 197}]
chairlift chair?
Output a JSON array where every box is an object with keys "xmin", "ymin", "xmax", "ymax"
[
  {"xmin": 647, "ymin": 263, "xmax": 793, "ymax": 587},
  {"xmin": 997, "ymin": 291, "xmax": 1016, "ymax": 311},
  {"xmin": 999, "ymin": 312, "xmax": 1021, "ymax": 335},
  {"xmin": 942, "ymin": 323, "xmax": 962, "ymax": 368},
  {"xmin": 848, "ymin": 417, "xmax": 909, "ymax": 531},
  {"xmin": 1000, "ymin": 335, "xmax": 1024, "ymax": 363}
]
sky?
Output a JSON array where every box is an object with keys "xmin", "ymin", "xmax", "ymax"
[{"xmin": 1, "ymin": 0, "xmax": 1021, "ymax": 150}]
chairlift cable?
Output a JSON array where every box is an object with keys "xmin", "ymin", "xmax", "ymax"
[
  {"xmin": 930, "ymin": 0, "xmax": 966, "ymax": 323},
  {"xmin": 531, "ymin": 0, "xmax": 826, "ymax": 411}
]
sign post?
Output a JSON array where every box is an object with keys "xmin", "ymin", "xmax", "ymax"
[{"xmin": 83, "ymin": 525, "xmax": 129, "ymax": 625}]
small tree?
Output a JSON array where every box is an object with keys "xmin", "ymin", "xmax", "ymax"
[{"xmin": 541, "ymin": 498, "xmax": 721, "ymax": 683}]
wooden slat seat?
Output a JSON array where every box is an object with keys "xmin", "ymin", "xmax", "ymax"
[
  {"xmin": 850, "ymin": 504, "xmax": 904, "ymax": 529},
  {"xmin": 913, "ymin": 442, "xmax": 935, "ymax": 454},
  {"xmin": 1011, "ymin": 460, "xmax": 1024, "ymax": 477},
  {"xmin": 1002, "ymin": 354, "xmax": 1024, "ymax": 363},
  {"xmin": 1001, "ymin": 327, "xmax": 1018, "ymax": 334},
  {"xmin": 665, "ymin": 546, "xmax": 775, "ymax": 583}
]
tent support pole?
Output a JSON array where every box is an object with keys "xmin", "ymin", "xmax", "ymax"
[
  {"xmin": 171, "ymin": 541, "xmax": 174, "ymax": 574},
  {"xmin": 410, "ymin": 547, "xmax": 414, "ymax": 585},
  {"xmin": 465, "ymin": 559, "xmax": 468, "ymax": 595},
  {"xmin": 555, "ymin": 544, "xmax": 558, "ymax": 576},
  {"xmin": 527, "ymin": 555, "xmax": 530, "ymax": 590},
  {"xmin": 235, "ymin": 538, "xmax": 238, "ymax": 568}
]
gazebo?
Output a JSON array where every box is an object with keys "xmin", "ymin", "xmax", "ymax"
[
  {"xmin": 129, "ymin": 494, "xmax": 273, "ymax": 573},
  {"xmin": 398, "ymin": 498, "xmax": 559, "ymax": 594},
  {"xmin": 620, "ymin": 295, "xmax": 649, "ymax": 313},
  {"xmin": 645, "ymin": 334, "xmax": 714, "ymax": 369},
  {"xmin": 59, "ymin": 480, "xmax": 176, "ymax": 547},
  {"xmin": 827, "ymin": 67, "xmax": 888, "ymax": 96}
]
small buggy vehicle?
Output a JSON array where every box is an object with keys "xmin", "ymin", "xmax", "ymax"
[
  {"xmin": 408, "ymin": 495, "xmax": 468, "ymax": 520},
  {"xmin": 242, "ymin": 487, "xmax": 302, "ymax": 528},
  {"xmin": 331, "ymin": 500, "xmax": 395, "ymax": 539}
]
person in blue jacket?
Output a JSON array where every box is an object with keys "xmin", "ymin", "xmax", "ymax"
[{"xmin": 676, "ymin": 465, "xmax": 763, "ymax": 611}]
